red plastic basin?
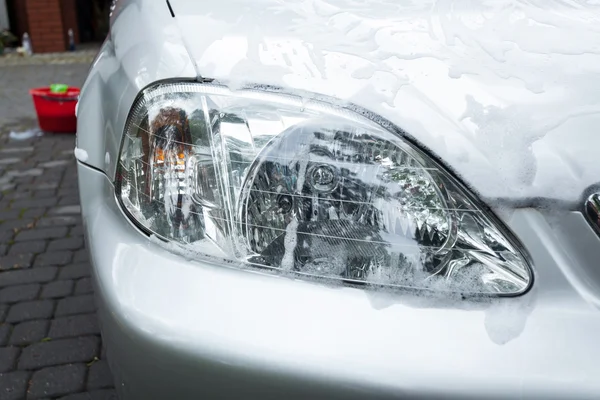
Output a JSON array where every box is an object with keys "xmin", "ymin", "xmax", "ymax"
[{"xmin": 30, "ymin": 87, "xmax": 80, "ymax": 133}]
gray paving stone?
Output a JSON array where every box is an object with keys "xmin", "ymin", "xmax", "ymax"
[
  {"xmin": 36, "ymin": 216, "xmax": 79, "ymax": 227},
  {"xmin": 14, "ymin": 198, "xmax": 57, "ymax": 209},
  {"xmin": 41, "ymin": 280, "xmax": 74, "ymax": 299},
  {"xmin": 55, "ymin": 296, "xmax": 96, "ymax": 317},
  {"xmin": 62, "ymin": 171, "xmax": 78, "ymax": 180},
  {"xmin": 35, "ymin": 156, "xmax": 62, "ymax": 166},
  {"xmin": 0, "ymin": 346, "xmax": 20, "ymax": 372},
  {"xmin": 34, "ymin": 251, "xmax": 73, "ymax": 267},
  {"xmin": 29, "ymin": 151, "xmax": 54, "ymax": 160},
  {"xmin": 69, "ymin": 226, "xmax": 84, "ymax": 237},
  {"xmin": 0, "ymin": 229, "xmax": 14, "ymax": 244},
  {"xmin": 72, "ymin": 250, "xmax": 89, "ymax": 263},
  {"xmin": 0, "ymin": 305, "xmax": 6, "ymax": 322},
  {"xmin": 100, "ymin": 342, "xmax": 107, "ymax": 360},
  {"xmin": 49, "ymin": 205, "xmax": 81, "ymax": 215},
  {"xmin": 0, "ymin": 219, "xmax": 36, "ymax": 232},
  {"xmin": 8, "ymin": 240, "xmax": 46, "ymax": 255},
  {"xmin": 40, "ymin": 171, "xmax": 65, "ymax": 181},
  {"xmin": 9, "ymin": 320, "xmax": 49, "ymax": 346},
  {"xmin": 15, "ymin": 227, "xmax": 68, "ymax": 242},
  {"xmin": 39, "ymin": 160, "xmax": 70, "ymax": 169},
  {"xmin": 59, "ymin": 389, "xmax": 118, "ymax": 400},
  {"xmin": 58, "ymin": 193, "xmax": 81, "ymax": 203},
  {"xmin": 10, "ymin": 176, "xmax": 33, "ymax": 185},
  {"xmin": 0, "ymin": 284, "xmax": 40, "ymax": 304},
  {"xmin": 0, "ymin": 253, "xmax": 35, "ymax": 270},
  {"xmin": 87, "ymin": 360, "xmax": 113, "ymax": 390},
  {"xmin": 0, "ymin": 267, "xmax": 57, "ymax": 287},
  {"xmin": 28, "ymin": 363, "xmax": 86, "ymax": 399},
  {"xmin": 0, "ymin": 61, "xmax": 113, "ymax": 393},
  {"xmin": 34, "ymin": 189, "xmax": 57, "ymax": 199},
  {"xmin": 5, "ymin": 300, "xmax": 55, "ymax": 323},
  {"xmin": 0, "ymin": 323, "xmax": 11, "ymax": 346},
  {"xmin": 74, "ymin": 278, "xmax": 93, "ymax": 295},
  {"xmin": 20, "ymin": 181, "xmax": 59, "ymax": 191},
  {"xmin": 0, "ymin": 370, "xmax": 30, "ymax": 400},
  {"xmin": 22, "ymin": 208, "xmax": 48, "ymax": 219},
  {"xmin": 48, "ymin": 237, "xmax": 84, "ymax": 252},
  {"xmin": 0, "ymin": 194, "xmax": 29, "ymax": 203},
  {"xmin": 8, "ymin": 167, "xmax": 41, "ymax": 178},
  {"xmin": 17, "ymin": 183, "xmax": 57, "ymax": 192},
  {"xmin": 49, "ymin": 315, "xmax": 100, "ymax": 339},
  {"xmin": 58, "ymin": 263, "xmax": 90, "ymax": 280},
  {"xmin": 0, "ymin": 51, "xmax": 96, "ymax": 68},
  {"xmin": 18, "ymin": 336, "xmax": 99, "ymax": 370},
  {"xmin": 58, "ymin": 196, "xmax": 80, "ymax": 206},
  {"xmin": 57, "ymin": 188, "xmax": 79, "ymax": 198}
]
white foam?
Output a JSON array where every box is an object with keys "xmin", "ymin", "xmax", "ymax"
[
  {"xmin": 74, "ymin": 147, "xmax": 89, "ymax": 162},
  {"xmin": 281, "ymin": 217, "xmax": 299, "ymax": 271},
  {"xmin": 174, "ymin": 0, "xmax": 600, "ymax": 202},
  {"xmin": 9, "ymin": 129, "xmax": 42, "ymax": 140}
]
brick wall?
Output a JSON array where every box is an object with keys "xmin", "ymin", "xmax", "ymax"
[{"xmin": 25, "ymin": 0, "xmax": 66, "ymax": 53}]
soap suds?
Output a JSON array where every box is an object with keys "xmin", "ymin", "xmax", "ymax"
[
  {"xmin": 74, "ymin": 147, "xmax": 89, "ymax": 162},
  {"xmin": 280, "ymin": 217, "xmax": 299, "ymax": 271},
  {"xmin": 173, "ymin": 0, "xmax": 600, "ymax": 202}
]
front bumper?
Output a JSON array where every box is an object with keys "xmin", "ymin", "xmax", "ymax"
[{"xmin": 78, "ymin": 162, "xmax": 600, "ymax": 400}]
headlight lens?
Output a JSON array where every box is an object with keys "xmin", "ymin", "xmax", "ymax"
[{"xmin": 116, "ymin": 82, "xmax": 532, "ymax": 295}]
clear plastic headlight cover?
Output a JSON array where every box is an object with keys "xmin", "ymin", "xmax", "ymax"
[{"xmin": 115, "ymin": 82, "xmax": 532, "ymax": 295}]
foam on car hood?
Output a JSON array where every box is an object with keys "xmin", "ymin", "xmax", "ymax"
[{"xmin": 170, "ymin": 0, "xmax": 600, "ymax": 204}]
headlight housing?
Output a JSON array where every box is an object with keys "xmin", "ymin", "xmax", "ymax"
[{"xmin": 115, "ymin": 82, "xmax": 532, "ymax": 295}]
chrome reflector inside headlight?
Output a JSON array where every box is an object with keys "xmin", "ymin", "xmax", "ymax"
[{"xmin": 116, "ymin": 82, "xmax": 532, "ymax": 295}]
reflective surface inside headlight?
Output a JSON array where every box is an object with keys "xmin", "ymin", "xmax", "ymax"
[{"xmin": 116, "ymin": 83, "xmax": 532, "ymax": 295}]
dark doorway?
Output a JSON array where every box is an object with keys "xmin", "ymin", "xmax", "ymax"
[
  {"xmin": 76, "ymin": 0, "xmax": 110, "ymax": 42},
  {"xmin": 5, "ymin": 0, "xmax": 29, "ymax": 41}
]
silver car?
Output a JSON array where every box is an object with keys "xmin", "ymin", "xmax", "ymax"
[{"xmin": 76, "ymin": 0, "xmax": 600, "ymax": 398}]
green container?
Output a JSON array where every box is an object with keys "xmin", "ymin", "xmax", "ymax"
[{"xmin": 49, "ymin": 83, "xmax": 69, "ymax": 94}]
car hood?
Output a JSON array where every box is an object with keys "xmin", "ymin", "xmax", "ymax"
[{"xmin": 169, "ymin": 0, "xmax": 600, "ymax": 204}]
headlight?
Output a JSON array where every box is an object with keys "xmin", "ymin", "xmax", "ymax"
[{"xmin": 116, "ymin": 82, "xmax": 532, "ymax": 295}]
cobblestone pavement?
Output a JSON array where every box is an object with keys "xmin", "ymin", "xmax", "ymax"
[
  {"xmin": 0, "ymin": 56, "xmax": 116, "ymax": 399},
  {"xmin": 0, "ymin": 48, "xmax": 97, "ymax": 67}
]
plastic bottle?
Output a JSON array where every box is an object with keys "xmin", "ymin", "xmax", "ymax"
[
  {"xmin": 22, "ymin": 32, "xmax": 32, "ymax": 56},
  {"xmin": 68, "ymin": 29, "xmax": 75, "ymax": 51}
]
